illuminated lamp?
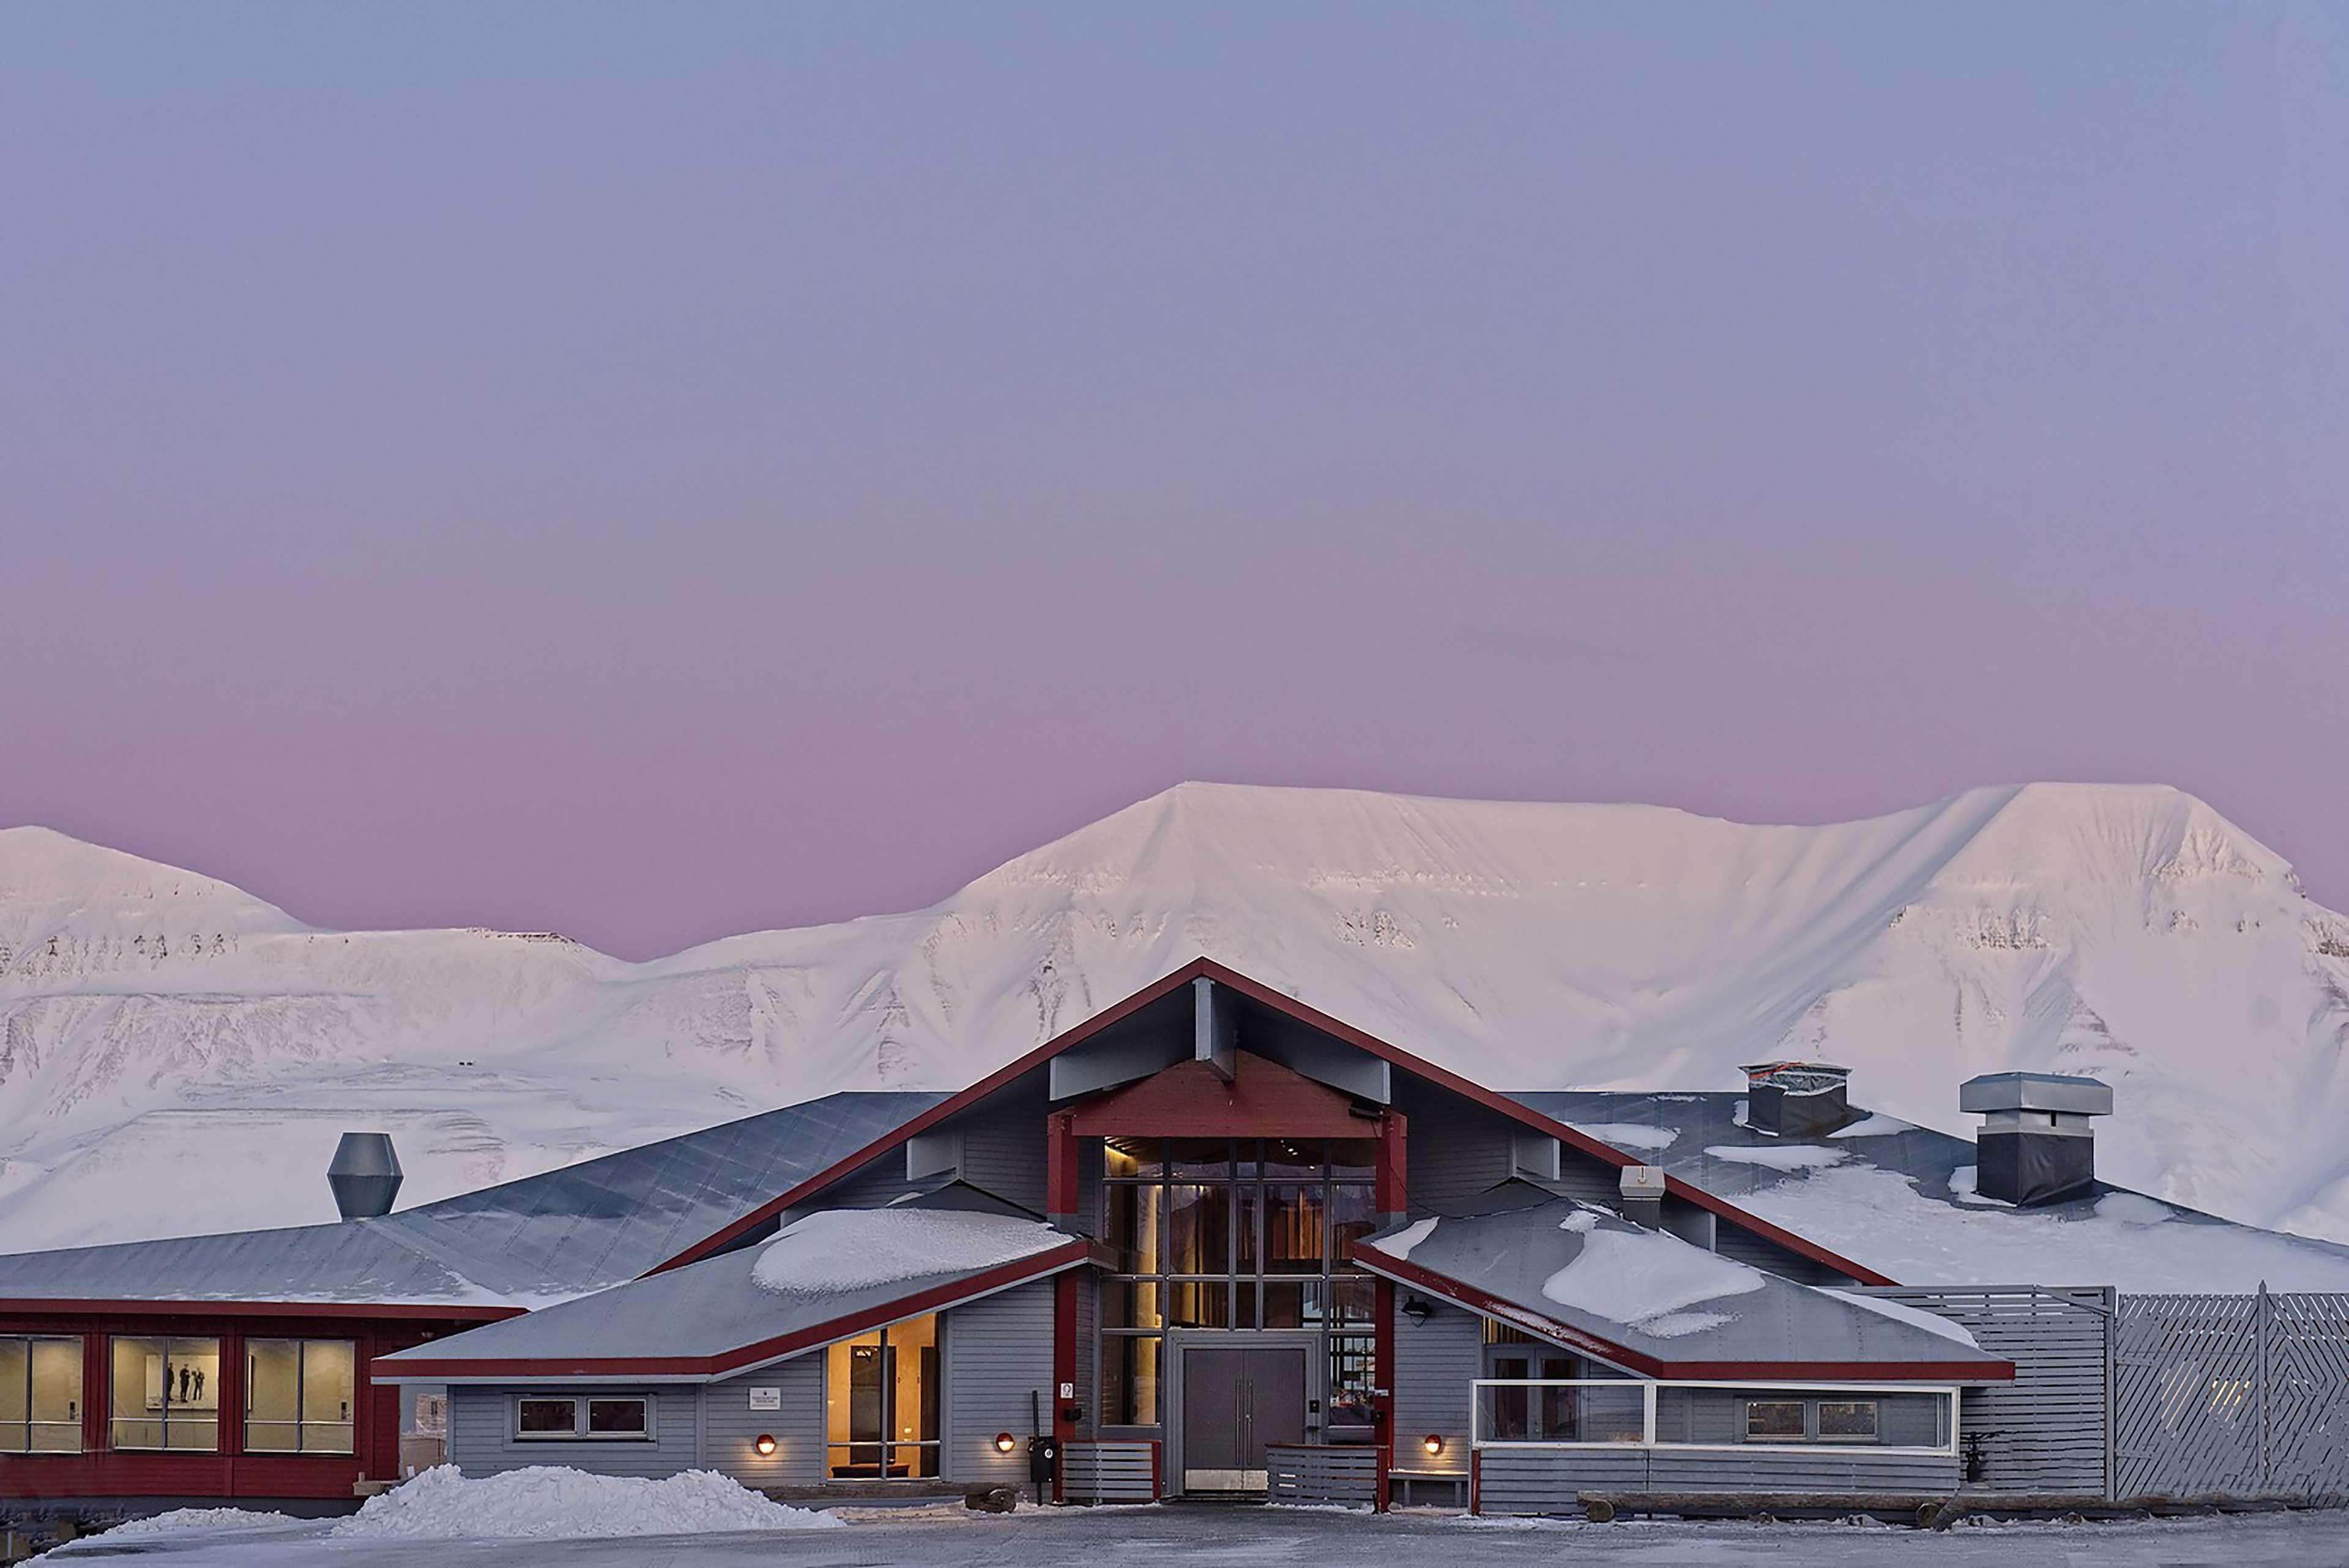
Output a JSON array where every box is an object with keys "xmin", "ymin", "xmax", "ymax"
[
  {"xmin": 1422, "ymin": 1434, "xmax": 1445, "ymax": 1456},
  {"xmin": 995, "ymin": 1432, "xmax": 1018, "ymax": 1453},
  {"xmin": 753, "ymin": 1434, "xmax": 777, "ymax": 1456}
]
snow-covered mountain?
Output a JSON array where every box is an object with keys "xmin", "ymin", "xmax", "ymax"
[{"xmin": 4, "ymin": 782, "xmax": 2348, "ymax": 1254}]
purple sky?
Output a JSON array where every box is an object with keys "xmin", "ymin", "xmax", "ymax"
[{"xmin": 4, "ymin": 4, "xmax": 2345, "ymax": 959}]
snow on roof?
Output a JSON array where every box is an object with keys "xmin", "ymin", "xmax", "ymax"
[
  {"xmin": 376, "ymin": 1191, "xmax": 1086, "ymax": 1377},
  {"xmin": 1512, "ymin": 1091, "xmax": 2349, "ymax": 1293},
  {"xmin": 752, "ymin": 1207, "xmax": 1067, "ymax": 1295},
  {"xmin": 1357, "ymin": 1197, "xmax": 2009, "ymax": 1377},
  {"xmin": 0, "ymin": 1091, "xmax": 948, "ymax": 1309}
]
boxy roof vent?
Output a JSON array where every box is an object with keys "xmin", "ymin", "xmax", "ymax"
[
  {"xmin": 1960, "ymin": 1072, "xmax": 2112, "ymax": 1206},
  {"xmin": 1739, "ymin": 1061, "xmax": 1855, "ymax": 1139}
]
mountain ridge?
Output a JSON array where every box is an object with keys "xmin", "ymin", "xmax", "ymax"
[{"xmin": 4, "ymin": 781, "xmax": 2346, "ymax": 1255}]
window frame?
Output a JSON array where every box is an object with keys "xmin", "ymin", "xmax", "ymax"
[
  {"xmin": 1743, "ymin": 1399, "xmax": 1809, "ymax": 1443},
  {"xmin": 824, "ymin": 1317, "xmax": 941, "ymax": 1481},
  {"xmin": 244, "ymin": 1337, "xmax": 358, "ymax": 1455},
  {"xmin": 109, "ymin": 1336, "xmax": 222, "ymax": 1453},
  {"xmin": 0, "ymin": 1334, "xmax": 85, "ymax": 1455},
  {"xmin": 1814, "ymin": 1398, "xmax": 1881, "ymax": 1443},
  {"xmin": 510, "ymin": 1393, "xmax": 655, "ymax": 1442}
]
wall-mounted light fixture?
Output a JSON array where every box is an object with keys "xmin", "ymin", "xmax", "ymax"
[
  {"xmin": 1402, "ymin": 1297, "xmax": 1434, "ymax": 1323},
  {"xmin": 994, "ymin": 1432, "xmax": 1018, "ymax": 1454},
  {"xmin": 753, "ymin": 1433, "xmax": 776, "ymax": 1456},
  {"xmin": 1422, "ymin": 1433, "xmax": 1445, "ymax": 1457}
]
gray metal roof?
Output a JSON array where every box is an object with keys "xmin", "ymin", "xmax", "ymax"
[
  {"xmin": 1358, "ymin": 1195, "xmax": 2009, "ymax": 1377},
  {"xmin": 374, "ymin": 1187, "xmax": 1083, "ymax": 1378},
  {"xmin": 0, "ymin": 1091, "xmax": 948, "ymax": 1309}
]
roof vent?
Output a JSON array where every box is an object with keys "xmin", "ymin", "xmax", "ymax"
[
  {"xmin": 1959, "ymin": 1072, "xmax": 2112, "ymax": 1206},
  {"xmin": 329, "ymin": 1132, "xmax": 403, "ymax": 1221},
  {"xmin": 1618, "ymin": 1165, "xmax": 1667, "ymax": 1229},
  {"xmin": 1739, "ymin": 1061, "xmax": 1855, "ymax": 1138}
]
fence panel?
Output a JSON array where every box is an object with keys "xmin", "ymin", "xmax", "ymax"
[{"xmin": 2113, "ymin": 1290, "xmax": 2349, "ymax": 1502}]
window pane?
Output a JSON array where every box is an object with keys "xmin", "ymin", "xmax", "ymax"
[
  {"xmin": 1746, "ymin": 1400, "xmax": 1806, "ymax": 1440},
  {"xmin": 1260, "ymin": 1282, "xmax": 1307, "ymax": 1330},
  {"xmin": 1329, "ymin": 1185, "xmax": 1376, "ymax": 1268},
  {"xmin": 1106, "ymin": 1184, "xmax": 1161, "ymax": 1274},
  {"xmin": 1165, "ymin": 1279, "xmax": 1230, "ymax": 1329},
  {"xmin": 1167, "ymin": 1139, "xmax": 1230, "ymax": 1181},
  {"xmin": 1102, "ymin": 1137, "xmax": 1160, "ymax": 1180},
  {"xmin": 1327, "ymin": 1140, "xmax": 1379, "ymax": 1181},
  {"xmin": 0, "ymin": 1340, "xmax": 26, "ymax": 1428},
  {"xmin": 23, "ymin": 1341, "xmax": 77, "ymax": 1451},
  {"xmin": 111, "ymin": 1337, "xmax": 218, "ymax": 1451},
  {"xmin": 1325, "ymin": 1277, "xmax": 1376, "ymax": 1325},
  {"xmin": 1235, "ymin": 1184, "xmax": 1260, "ymax": 1274},
  {"xmin": 1818, "ymin": 1400, "xmax": 1878, "ymax": 1440},
  {"xmin": 1327, "ymin": 1334, "xmax": 1377, "ymax": 1430},
  {"xmin": 827, "ymin": 1335, "xmax": 885, "ymax": 1476},
  {"xmin": 1235, "ymin": 1279, "xmax": 1257, "ymax": 1329},
  {"xmin": 1166, "ymin": 1185, "xmax": 1228, "ymax": 1274},
  {"xmin": 518, "ymin": 1399, "xmax": 577, "ymax": 1435},
  {"xmin": 1102, "ymin": 1278, "xmax": 1163, "ymax": 1329},
  {"xmin": 586, "ymin": 1399, "xmax": 647, "ymax": 1435},
  {"xmin": 247, "ymin": 1340, "xmax": 300, "ymax": 1424},
  {"xmin": 1264, "ymin": 1185, "xmax": 1324, "ymax": 1274},
  {"xmin": 110, "ymin": 1338, "xmax": 165, "ymax": 1449},
  {"xmin": 168, "ymin": 1414, "xmax": 218, "ymax": 1451},
  {"xmin": 1101, "ymin": 1335, "xmax": 1161, "ymax": 1425},
  {"xmin": 302, "ymin": 1342, "xmax": 356, "ymax": 1444},
  {"xmin": 1260, "ymin": 1139, "xmax": 1321, "ymax": 1178},
  {"xmin": 888, "ymin": 1317, "xmax": 938, "ymax": 1449}
]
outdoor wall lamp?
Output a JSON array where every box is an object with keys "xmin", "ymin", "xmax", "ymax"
[
  {"xmin": 995, "ymin": 1432, "xmax": 1018, "ymax": 1453},
  {"xmin": 1402, "ymin": 1297, "xmax": 1433, "ymax": 1323},
  {"xmin": 1422, "ymin": 1434, "xmax": 1445, "ymax": 1456},
  {"xmin": 753, "ymin": 1434, "xmax": 776, "ymax": 1456}
]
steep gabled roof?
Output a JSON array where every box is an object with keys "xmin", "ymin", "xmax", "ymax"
[{"xmin": 654, "ymin": 958, "xmax": 1893, "ymax": 1285}]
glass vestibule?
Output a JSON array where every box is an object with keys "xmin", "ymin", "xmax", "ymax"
[
  {"xmin": 1099, "ymin": 1137, "xmax": 1380, "ymax": 1432},
  {"xmin": 825, "ymin": 1315, "xmax": 938, "ymax": 1479}
]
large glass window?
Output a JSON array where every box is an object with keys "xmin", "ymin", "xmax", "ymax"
[
  {"xmin": 1097, "ymin": 1137, "xmax": 1382, "ymax": 1430},
  {"xmin": 0, "ymin": 1336, "xmax": 83, "ymax": 1454},
  {"xmin": 245, "ymin": 1339, "xmax": 356, "ymax": 1454},
  {"xmin": 110, "ymin": 1337, "xmax": 220, "ymax": 1452},
  {"xmin": 825, "ymin": 1315, "xmax": 937, "ymax": 1479}
]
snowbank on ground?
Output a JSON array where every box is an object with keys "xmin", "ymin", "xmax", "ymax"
[
  {"xmin": 751, "ymin": 1208, "xmax": 1066, "ymax": 1295},
  {"xmin": 1541, "ymin": 1227, "xmax": 1766, "ymax": 1331},
  {"xmin": 331, "ymin": 1466, "xmax": 840, "ymax": 1540},
  {"xmin": 104, "ymin": 1506, "xmax": 295, "ymax": 1537}
]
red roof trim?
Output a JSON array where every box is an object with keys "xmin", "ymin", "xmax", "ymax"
[
  {"xmin": 378, "ymin": 1239, "xmax": 1093, "ymax": 1381},
  {"xmin": 652, "ymin": 956, "xmax": 1891, "ymax": 1287},
  {"xmin": 1353, "ymin": 1247, "xmax": 2012, "ymax": 1383},
  {"xmin": 0, "ymin": 1298, "xmax": 519, "ymax": 1323}
]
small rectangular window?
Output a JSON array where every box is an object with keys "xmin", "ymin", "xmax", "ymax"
[
  {"xmin": 586, "ymin": 1398, "xmax": 648, "ymax": 1436},
  {"xmin": 1744, "ymin": 1400, "xmax": 1807, "ymax": 1441},
  {"xmin": 1817, "ymin": 1400, "xmax": 1879, "ymax": 1442},
  {"xmin": 516, "ymin": 1398, "xmax": 578, "ymax": 1436},
  {"xmin": 513, "ymin": 1394, "xmax": 653, "ymax": 1440}
]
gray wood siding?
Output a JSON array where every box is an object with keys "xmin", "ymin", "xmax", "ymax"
[
  {"xmin": 1073, "ymin": 1269, "xmax": 1100, "ymax": 1443},
  {"xmin": 703, "ymin": 1353, "xmax": 826, "ymax": 1488},
  {"xmin": 1391, "ymin": 1296, "xmax": 1479, "ymax": 1475},
  {"xmin": 1396, "ymin": 1087, "xmax": 1515, "ymax": 1211},
  {"xmin": 1864, "ymin": 1285, "xmax": 2112, "ymax": 1496},
  {"xmin": 447, "ymin": 1386, "xmax": 698, "ymax": 1479},
  {"xmin": 780, "ymin": 1157, "xmax": 917, "ymax": 1223},
  {"xmin": 953, "ymin": 1099, "xmax": 1048, "ymax": 1213},
  {"xmin": 1476, "ymin": 1444, "xmax": 1957, "ymax": 1513},
  {"xmin": 943, "ymin": 1280, "xmax": 1054, "ymax": 1487},
  {"xmin": 1710, "ymin": 1216, "xmax": 1852, "ymax": 1285}
]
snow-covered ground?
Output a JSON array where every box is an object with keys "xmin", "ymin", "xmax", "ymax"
[
  {"xmin": 7, "ymin": 779, "xmax": 2349, "ymax": 1253},
  {"xmin": 38, "ymin": 1498, "xmax": 2349, "ymax": 1567}
]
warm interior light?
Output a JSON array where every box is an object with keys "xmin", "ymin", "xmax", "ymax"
[
  {"xmin": 1422, "ymin": 1433, "xmax": 1445, "ymax": 1455},
  {"xmin": 753, "ymin": 1433, "xmax": 776, "ymax": 1456},
  {"xmin": 995, "ymin": 1432, "xmax": 1018, "ymax": 1453}
]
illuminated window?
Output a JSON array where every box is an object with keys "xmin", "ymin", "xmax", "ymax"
[
  {"xmin": 245, "ymin": 1339, "xmax": 356, "ymax": 1454},
  {"xmin": 0, "ymin": 1337, "xmax": 83, "ymax": 1454},
  {"xmin": 110, "ymin": 1338, "xmax": 220, "ymax": 1452}
]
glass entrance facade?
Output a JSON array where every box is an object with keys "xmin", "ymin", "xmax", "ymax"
[{"xmin": 1098, "ymin": 1137, "xmax": 1379, "ymax": 1435}]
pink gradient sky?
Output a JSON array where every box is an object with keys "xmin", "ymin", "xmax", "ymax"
[{"xmin": 4, "ymin": 5, "xmax": 2345, "ymax": 959}]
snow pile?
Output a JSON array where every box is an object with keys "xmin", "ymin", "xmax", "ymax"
[
  {"xmin": 1825, "ymin": 1290, "xmax": 1984, "ymax": 1349},
  {"xmin": 9, "ymin": 779, "xmax": 2349, "ymax": 1253},
  {"xmin": 1380, "ymin": 1217, "xmax": 1440, "ymax": 1258},
  {"xmin": 1703, "ymin": 1145, "xmax": 1847, "ymax": 1171},
  {"xmin": 103, "ymin": 1506, "xmax": 294, "ymax": 1537},
  {"xmin": 1829, "ymin": 1115, "xmax": 1910, "ymax": 1139},
  {"xmin": 1541, "ymin": 1227, "xmax": 1767, "ymax": 1332},
  {"xmin": 1567, "ymin": 1122, "xmax": 1678, "ymax": 1151},
  {"xmin": 751, "ymin": 1208, "xmax": 1065, "ymax": 1295},
  {"xmin": 331, "ymin": 1466, "xmax": 839, "ymax": 1540}
]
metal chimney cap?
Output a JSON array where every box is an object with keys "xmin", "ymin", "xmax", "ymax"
[
  {"xmin": 1959, "ymin": 1072, "xmax": 2114, "ymax": 1117},
  {"xmin": 329, "ymin": 1132, "xmax": 404, "ymax": 1220}
]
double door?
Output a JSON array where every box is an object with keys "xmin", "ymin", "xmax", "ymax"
[{"xmin": 1178, "ymin": 1342, "xmax": 1308, "ymax": 1493}]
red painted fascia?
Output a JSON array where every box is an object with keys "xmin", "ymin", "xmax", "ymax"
[
  {"xmin": 376, "ymin": 1239, "xmax": 1093, "ymax": 1383},
  {"xmin": 1355, "ymin": 1246, "xmax": 2012, "ymax": 1383},
  {"xmin": 653, "ymin": 955, "xmax": 1893, "ymax": 1288}
]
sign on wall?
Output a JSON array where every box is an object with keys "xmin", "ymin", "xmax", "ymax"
[{"xmin": 747, "ymin": 1388, "xmax": 781, "ymax": 1411}]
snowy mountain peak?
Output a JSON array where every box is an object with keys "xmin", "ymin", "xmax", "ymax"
[{"xmin": 3, "ymin": 783, "xmax": 2347, "ymax": 1256}]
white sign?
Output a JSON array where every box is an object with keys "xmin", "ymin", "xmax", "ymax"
[
  {"xmin": 1059, "ymin": 1382, "xmax": 1075, "ymax": 1400},
  {"xmin": 747, "ymin": 1388, "xmax": 782, "ymax": 1411}
]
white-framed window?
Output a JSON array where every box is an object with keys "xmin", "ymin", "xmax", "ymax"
[
  {"xmin": 245, "ymin": 1339, "xmax": 357, "ymax": 1454},
  {"xmin": 0, "ymin": 1336, "xmax": 84, "ymax": 1454},
  {"xmin": 1815, "ymin": 1399, "xmax": 1880, "ymax": 1442},
  {"xmin": 1743, "ymin": 1399, "xmax": 1807, "ymax": 1441},
  {"xmin": 512, "ymin": 1394, "xmax": 652, "ymax": 1441}
]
